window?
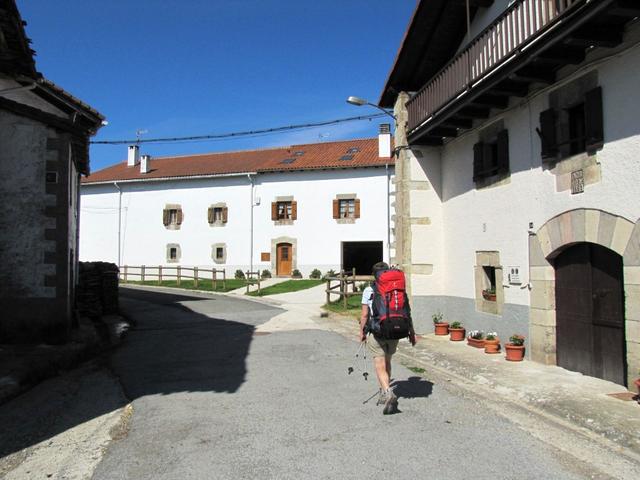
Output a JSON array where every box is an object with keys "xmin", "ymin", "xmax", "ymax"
[
  {"xmin": 333, "ymin": 196, "xmax": 360, "ymax": 221},
  {"xmin": 281, "ymin": 246, "xmax": 289, "ymax": 260},
  {"xmin": 211, "ymin": 243, "xmax": 226, "ymax": 264},
  {"xmin": 271, "ymin": 200, "xmax": 297, "ymax": 222},
  {"xmin": 166, "ymin": 243, "xmax": 181, "ymax": 263},
  {"xmin": 539, "ymin": 85, "xmax": 603, "ymax": 162},
  {"xmin": 163, "ymin": 205, "xmax": 183, "ymax": 229},
  {"xmin": 482, "ymin": 266, "xmax": 497, "ymax": 301},
  {"xmin": 208, "ymin": 205, "xmax": 228, "ymax": 226},
  {"xmin": 169, "ymin": 247, "xmax": 177, "ymax": 260},
  {"xmin": 474, "ymin": 251, "xmax": 503, "ymax": 315},
  {"xmin": 473, "ymin": 129, "xmax": 509, "ymax": 183}
]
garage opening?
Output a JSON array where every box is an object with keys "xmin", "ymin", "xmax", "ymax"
[{"xmin": 342, "ymin": 241, "xmax": 383, "ymax": 275}]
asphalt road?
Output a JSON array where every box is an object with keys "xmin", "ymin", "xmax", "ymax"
[{"xmin": 92, "ymin": 287, "xmax": 593, "ymax": 480}]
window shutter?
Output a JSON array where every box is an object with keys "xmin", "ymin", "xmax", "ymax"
[
  {"xmin": 291, "ymin": 201, "xmax": 297, "ymax": 220},
  {"xmin": 163, "ymin": 209, "xmax": 169, "ymax": 226},
  {"xmin": 207, "ymin": 207, "xmax": 214, "ymax": 224},
  {"xmin": 473, "ymin": 142, "xmax": 484, "ymax": 182},
  {"xmin": 333, "ymin": 199, "xmax": 339, "ymax": 219},
  {"xmin": 222, "ymin": 207, "xmax": 228, "ymax": 223},
  {"xmin": 177, "ymin": 209, "xmax": 183, "ymax": 225},
  {"xmin": 496, "ymin": 129, "xmax": 509, "ymax": 175},
  {"xmin": 538, "ymin": 108, "xmax": 558, "ymax": 161},
  {"xmin": 354, "ymin": 199, "xmax": 361, "ymax": 218},
  {"xmin": 585, "ymin": 86, "xmax": 603, "ymax": 153},
  {"xmin": 271, "ymin": 202, "xmax": 277, "ymax": 220}
]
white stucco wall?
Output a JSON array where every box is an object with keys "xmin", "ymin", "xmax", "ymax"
[
  {"xmin": 430, "ymin": 43, "xmax": 640, "ymax": 307},
  {"xmin": 80, "ymin": 167, "xmax": 393, "ymax": 276}
]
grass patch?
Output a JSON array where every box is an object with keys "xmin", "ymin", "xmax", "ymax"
[
  {"xmin": 323, "ymin": 293, "xmax": 362, "ymax": 318},
  {"xmin": 247, "ymin": 279, "xmax": 323, "ymax": 296},
  {"xmin": 122, "ymin": 278, "xmax": 246, "ymax": 293},
  {"xmin": 405, "ymin": 365, "xmax": 426, "ymax": 374}
]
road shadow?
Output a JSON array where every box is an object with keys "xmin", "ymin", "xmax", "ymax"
[
  {"xmin": 393, "ymin": 376, "xmax": 434, "ymax": 399},
  {"xmin": 0, "ymin": 286, "xmax": 283, "ymax": 460}
]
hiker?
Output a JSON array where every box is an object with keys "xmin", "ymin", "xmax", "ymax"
[{"xmin": 360, "ymin": 261, "xmax": 416, "ymax": 414}]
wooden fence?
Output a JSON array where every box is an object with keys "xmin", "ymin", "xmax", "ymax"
[
  {"xmin": 120, "ymin": 265, "xmax": 228, "ymax": 290},
  {"xmin": 325, "ymin": 269, "xmax": 373, "ymax": 308}
]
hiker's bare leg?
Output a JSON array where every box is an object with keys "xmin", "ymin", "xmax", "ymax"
[
  {"xmin": 386, "ymin": 355, "xmax": 392, "ymax": 382},
  {"xmin": 374, "ymin": 356, "xmax": 390, "ymax": 390}
]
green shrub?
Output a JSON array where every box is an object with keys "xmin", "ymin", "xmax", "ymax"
[
  {"xmin": 309, "ymin": 268, "xmax": 322, "ymax": 279},
  {"xmin": 324, "ymin": 269, "xmax": 336, "ymax": 279},
  {"xmin": 261, "ymin": 269, "xmax": 272, "ymax": 279},
  {"xmin": 292, "ymin": 269, "xmax": 302, "ymax": 278},
  {"xmin": 234, "ymin": 269, "xmax": 245, "ymax": 279}
]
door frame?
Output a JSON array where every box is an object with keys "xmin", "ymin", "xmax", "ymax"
[
  {"xmin": 528, "ymin": 208, "xmax": 639, "ymax": 387},
  {"xmin": 270, "ymin": 236, "xmax": 297, "ymax": 277}
]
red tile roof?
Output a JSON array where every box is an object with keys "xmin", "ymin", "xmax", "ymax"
[{"xmin": 83, "ymin": 138, "xmax": 393, "ymax": 184}]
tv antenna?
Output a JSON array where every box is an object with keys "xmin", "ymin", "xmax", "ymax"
[{"xmin": 135, "ymin": 129, "xmax": 148, "ymax": 145}]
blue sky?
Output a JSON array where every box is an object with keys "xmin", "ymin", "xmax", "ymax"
[{"xmin": 18, "ymin": 1, "xmax": 415, "ymax": 172}]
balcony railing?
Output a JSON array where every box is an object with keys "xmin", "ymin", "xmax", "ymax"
[{"xmin": 407, "ymin": 0, "xmax": 582, "ymax": 134}]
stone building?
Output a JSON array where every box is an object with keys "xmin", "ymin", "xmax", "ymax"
[
  {"xmin": 380, "ymin": 0, "xmax": 640, "ymax": 387},
  {"xmin": 0, "ymin": 0, "xmax": 104, "ymax": 342}
]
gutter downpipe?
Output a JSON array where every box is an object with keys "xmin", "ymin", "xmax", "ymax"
[
  {"xmin": 386, "ymin": 162, "xmax": 391, "ymax": 264},
  {"xmin": 247, "ymin": 174, "xmax": 254, "ymax": 272},
  {"xmin": 113, "ymin": 182, "xmax": 122, "ymax": 267}
]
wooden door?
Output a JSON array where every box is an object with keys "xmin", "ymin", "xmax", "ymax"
[
  {"xmin": 555, "ymin": 243, "xmax": 626, "ymax": 385},
  {"xmin": 276, "ymin": 243, "xmax": 292, "ymax": 276}
]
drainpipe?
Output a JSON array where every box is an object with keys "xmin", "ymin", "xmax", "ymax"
[
  {"xmin": 386, "ymin": 162, "xmax": 391, "ymax": 263},
  {"xmin": 247, "ymin": 174, "xmax": 254, "ymax": 272},
  {"xmin": 113, "ymin": 182, "xmax": 122, "ymax": 267}
]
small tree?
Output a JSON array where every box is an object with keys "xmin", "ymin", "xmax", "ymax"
[{"xmin": 234, "ymin": 269, "xmax": 245, "ymax": 279}]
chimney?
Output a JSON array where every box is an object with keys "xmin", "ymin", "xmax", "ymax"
[
  {"xmin": 127, "ymin": 145, "xmax": 140, "ymax": 166},
  {"xmin": 378, "ymin": 123, "xmax": 391, "ymax": 158},
  {"xmin": 140, "ymin": 154, "xmax": 151, "ymax": 174}
]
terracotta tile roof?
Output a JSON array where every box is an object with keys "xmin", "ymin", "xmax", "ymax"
[{"xmin": 83, "ymin": 138, "xmax": 393, "ymax": 184}]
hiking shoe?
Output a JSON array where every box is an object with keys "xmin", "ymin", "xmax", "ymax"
[{"xmin": 382, "ymin": 388, "xmax": 398, "ymax": 415}]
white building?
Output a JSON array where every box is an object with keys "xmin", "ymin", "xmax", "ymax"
[
  {"xmin": 80, "ymin": 133, "xmax": 395, "ymax": 278},
  {"xmin": 380, "ymin": 0, "xmax": 640, "ymax": 387}
]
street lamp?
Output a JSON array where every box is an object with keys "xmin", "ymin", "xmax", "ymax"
[{"xmin": 346, "ymin": 96, "xmax": 396, "ymax": 121}]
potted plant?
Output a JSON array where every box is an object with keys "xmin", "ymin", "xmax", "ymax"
[
  {"xmin": 467, "ymin": 330, "xmax": 485, "ymax": 348},
  {"xmin": 484, "ymin": 332, "xmax": 500, "ymax": 354},
  {"xmin": 432, "ymin": 311, "xmax": 449, "ymax": 336},
  {"xmin": 482, "ymin": 287, "xmax": 496, "ymax": 301},
  {"xmin": 505, "ymin": 334, "xmax": 525, "ymax": 361},
  {"xmin": 449, "ymin": 321, "xmax": 465, "ymax": 341}
]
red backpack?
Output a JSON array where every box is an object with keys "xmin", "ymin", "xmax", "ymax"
[{"xmin": 367, "ymin": 268, "xmax": 412, "ymax": 339}]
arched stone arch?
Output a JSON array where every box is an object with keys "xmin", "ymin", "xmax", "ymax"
[
  {"xmin": 271, "ymin": 236, "xmax": 298, "ymax": 275},
  {"xmin": 529, "ymin": 208, "xmax": 640, "ymax": 387}
]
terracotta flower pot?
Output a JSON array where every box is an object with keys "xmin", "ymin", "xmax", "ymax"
[
  {"xmin": 484, "ymin": 339, "xmax": 500, "ymax": 354},
  {"xmin": 449, "ymin": 327, "xmax": 465, "ymax": 341},
  {"xmin": 467, "ymin": 337, "xmax": 485, "ymax": 348},
  {"xmin": 505, "ymin": 343, "xmax": 525, "ymax": 361},
  {"xmin": 434, "ymin": 323, "xmax": 449, "ymax": 336}
]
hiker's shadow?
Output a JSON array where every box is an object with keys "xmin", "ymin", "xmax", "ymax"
[{"xmin": 393, "ymin": 376, "xmax": 433, "ymax": 399}]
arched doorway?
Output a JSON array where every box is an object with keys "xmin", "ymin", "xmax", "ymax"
[
  {"xmin": 554, "ymin": 243, "xmax": 626, "ymax": 385},
  {"xmin": 276, "ymin": 243, "xmax": 293, "ymax": 276}
]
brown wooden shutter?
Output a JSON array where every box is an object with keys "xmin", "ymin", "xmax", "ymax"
[
  {"xmin": 354, "ymin": 199, "xmax": 361, "ymax": 218},
  {"xmin": 271, "ymin": 202, "xmax": 277, "ymax": 220},
  {"xmin": 585, "ymin": 86, "xmax": 603, "ymax": 153},
  {"xmin": 538, "ymin": 108, "xmax": 558, "ymax": 161},
  {"xmin": 291, "ymin": 201, "xmax": 297, "ymax": 220},
  {"xmin": 222, "ymin": 207, "xmax": 228, "ymax": 223},
  {"xmin": 473, "ymin": 142, "xmax": 484, "ymax": 182},
  {"xmin": 163, "ymin": 208, "xmax": 169, "ymax": 226},
  {"xmin": 333, "ymin": 199, "xmax": 339, "ymax": 219},
  {"xmin": 177, "ymin": 208, "xmax": 183, "ymax": 225},
  {"xmin": 496, "ymin": 129, "xmax": 509, "ymax": 175},
  {"xmin": 207, "ymin": 207, "xmax": 214, "ymax": 224}
]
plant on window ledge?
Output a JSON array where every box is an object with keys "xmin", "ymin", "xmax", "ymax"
[{"xmin": 482, "ymin": 286, "xmax": 497, "ymax": 301}]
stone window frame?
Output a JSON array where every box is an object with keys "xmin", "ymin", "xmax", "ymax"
[
  {"xmin": 211, "ymin": 243, "xmax": 227, "ymax": 264},
  {"xmin": 208, "ymin": 202, "xmax": 228, "ymax": 227},
  {"xmin": 333, "ymin": 193, "xmax": 361, "ymax": 224},
  {"xmin": 163, "ymin": 204, "xmax": 183, "ymax": 231},
  {"xmin": 166, "ymin": 243, "xmax": 181, "ymax": 263},
  {"xmin": 271, "ymin": 196, "xmax": 297, "ymax": 226},
  {"xmin": 474, "ymin": 251, "xmax": 504, "ymax": 315}
]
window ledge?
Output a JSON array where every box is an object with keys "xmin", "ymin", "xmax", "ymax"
[
  {"xmin": 165, "ymin": 224, "xmax": 181, "ymax": 231},
  {"xmin": 336, "ymin": 218, "xmax": 356, "ymax": 224},
  {"xmin": 274, "ymin": 219, "xmax": 294, "ymax": 226},
  {"xmin": 209, "ymin": 221, "xmax": 226, "ymax": 228}
]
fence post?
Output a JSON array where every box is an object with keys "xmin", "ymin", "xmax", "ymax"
[
  {"xmin": 141, "ymin": 265, "xmax": 145, "ymax": 282},
  {"xmin": 257, "ymin": 275, "xmax": 261, "ymax": 295},
  {"xmin": 341, "ymin": 271, "xmax": 347, "ymax": 309},
  {"xmin": 177, "ymin": 265, "xmax": 181, "ymax": 286},
  {"xmin": 124, "ymin": 265, "xmax": 128, "ymax": 283},
  {"xmin": 194, "ymin": 266, "xmax": 199, "ymax": 288},
  {"xmin": 326, "ymin": 279, "xmax": 330, "ymax": 305},
  {"xmin": 213, "ymin": 269, "xmax": 217, "ymax": 290},
  {"xmin": 223, "ymin": 270, "xmax": 226, "ymax": 290},
  {"xmin": 159, "ymin": 265, "xmax": 163, "ymax": 285}
]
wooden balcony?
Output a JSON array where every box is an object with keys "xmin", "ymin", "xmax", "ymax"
[{"xmin": 406, "ymin": 0, "xmax": 636, "ymax": 144}]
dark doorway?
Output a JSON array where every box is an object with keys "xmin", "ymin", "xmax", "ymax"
[
  {"xmin": 554, "ymin": 243, "xmax": 626, "ymax": 386},
  {"xmin": 342, "ymin": 241, "xmax": 383, "ymax": 275}
]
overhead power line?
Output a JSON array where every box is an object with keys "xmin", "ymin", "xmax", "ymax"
[{"xmin": 91, "ymin": 113, "xmax": 387, "ymax": 145}]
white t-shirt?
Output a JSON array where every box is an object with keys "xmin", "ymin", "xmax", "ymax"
[{"xmin": 361, "ymin": 285, "xmax": 374, "ymax": 313}]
